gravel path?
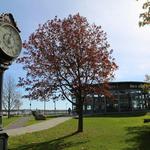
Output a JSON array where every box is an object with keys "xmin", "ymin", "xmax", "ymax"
[{"xmin": 4, "ymin": 117, "xmax": 72, "ymax": 136}]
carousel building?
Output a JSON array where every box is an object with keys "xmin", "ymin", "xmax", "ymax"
[{"xmin": 72, "ymin": 81, "xmax": 150, "ymax": 113}]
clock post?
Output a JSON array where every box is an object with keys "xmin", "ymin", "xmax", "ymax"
[{"xmin": 0, "ymin": 13, "xmax": 22, "ymax": 150}]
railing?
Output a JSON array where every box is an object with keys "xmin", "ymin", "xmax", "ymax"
[{"xmin": 2, "ymin": 109, "xmax": 68, "ymax": 116}]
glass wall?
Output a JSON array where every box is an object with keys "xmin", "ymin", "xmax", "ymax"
[{"xmin": 72, "ymin": 82, "xmax": 150, "ymax": 114}]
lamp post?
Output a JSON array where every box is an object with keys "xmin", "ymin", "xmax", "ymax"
[
  {"xmin": 0, "ymin": 13, "xmax": 22, "ymax": 150},
  {"xmin": 30, "ymin": 100, "xmax": 31, "ymax": 111},
  {"xmin": 53, "ymin": 100, "xmax": 56, "ymax": 114},
  {"xmin": 43, "ymin": 100, "xmax": 46, "ymax": 115},
  {"xmin": 29, "ymin": 98, "xmax": 31, "ymax": 115},
  {"xmin": 66, "ymin": 102, "xmax": 68, "ymax": 114},
  {"xmin": 0, "ymin": 70, "xmax": 4, "ymax": 131}
]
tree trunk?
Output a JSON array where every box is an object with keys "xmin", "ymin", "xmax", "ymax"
[
  {"xmin": 8, "ymin": 103, "xmax": 10, "ymax": 118},
  {"xmin": 77, "ymin": 101, "xmax": 83, "ymax": 132},
  {"xmin": 8, "ymin": 92, "xmax": 11, "ymax": 118},
  {"xmin": 8, "ymin": 109, "xmax": 10, "ymax": 118}
]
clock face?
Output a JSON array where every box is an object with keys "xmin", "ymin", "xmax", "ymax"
[{"xmin": 0, "ymin": 23, "xmax": 22, "ymax": 58}]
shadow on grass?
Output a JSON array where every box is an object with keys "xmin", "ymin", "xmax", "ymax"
[
  {"xmin": 83, "ymin": 112, "xmax": 147, "ymax": 118},
  {"xmin": 10, "ymin": 131, "xmax": 88, "ymax": 150},
  {"xmin": 124, "ymin": 125, "xmax": 150, "ymax": 150}
]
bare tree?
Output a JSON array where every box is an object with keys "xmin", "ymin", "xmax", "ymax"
[{"xmin": 2, "ymin": 75, "xmax": 22, "ymax": 118}]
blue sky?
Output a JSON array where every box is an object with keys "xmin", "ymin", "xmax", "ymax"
[{"xmin": 1, "ymin": 0, "xmax": 150, "ymax": 110}]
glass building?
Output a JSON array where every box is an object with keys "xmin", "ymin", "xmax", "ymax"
[{"xmin": 72, "ymin": 82, "xmax": 150, "ymax": 114}]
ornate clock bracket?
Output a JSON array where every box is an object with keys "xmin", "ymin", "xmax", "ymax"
[{"xmin": 0, "ymin": 13, "xmax": 20, "ymax": 32}]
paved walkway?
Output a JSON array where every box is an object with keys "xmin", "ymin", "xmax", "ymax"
[
  {"xmin": 4, "ymin": 117, "xmax": 72, "ymax": 136},
  {"xmin": 5, "ymin": 116, "xmax": 31, "ymax": 129}
]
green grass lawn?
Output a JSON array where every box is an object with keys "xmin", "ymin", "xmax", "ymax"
[
  {"xmin": 8, "ymin": 113, "xmax": 150, "ymax": 150},
  {"xmin": 3, "ymin": 116, "xmax": 22, "ymax": 128}
]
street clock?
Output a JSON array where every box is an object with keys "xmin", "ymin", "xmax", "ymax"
[
  {"xmin": 0, "ymin": 13, "xmax": 22, "ymax": 150},
  {"xmin": 0, "ymin": 23, "xmax": 22, "ymax": 58}
]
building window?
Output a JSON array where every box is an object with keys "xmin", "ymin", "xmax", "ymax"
[
  {"xmin": 94, "ymin": 94, "xmax": 98, "ymax": 97},
  {"xmin": 87, "ymin": 105, "xmax": 92, "ymax": 110}
]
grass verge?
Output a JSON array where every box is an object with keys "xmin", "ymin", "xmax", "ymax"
[
  {"xmin": 8, "ymin": 113, "xmax": 150, "ymax": 150},
  {"xmin": 3, "ymin": 116, "xmax": 22, "ymax": 128}
]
